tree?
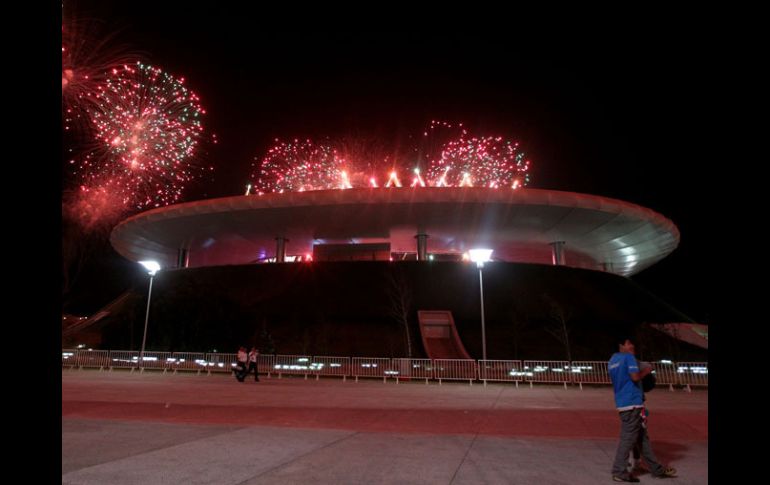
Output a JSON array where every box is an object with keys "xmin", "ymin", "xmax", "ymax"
[
  {"xmin": 542, "ymin": 293, "xmax": 574, "ymax": 362},
  {"xmin": 386, "ymin": 265, "xmax": 413, "ymax": 358}
]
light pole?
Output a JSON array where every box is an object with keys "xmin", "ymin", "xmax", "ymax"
[
  {"xmin": 138, "ymin": 261, "xmax": 160, "ymax": 368},
  {"xmin": 468, "ymin": 249, "xmax": 493, "ymax": 362}
]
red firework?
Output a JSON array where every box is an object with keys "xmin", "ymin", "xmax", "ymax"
[{"xmin": 72, "ymin": 62, "xmax": 207, "ymax": 211}]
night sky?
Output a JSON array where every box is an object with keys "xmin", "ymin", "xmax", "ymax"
[{"xmin": 63, "ymin": 2, "xmax": 718, "ymax": 324}]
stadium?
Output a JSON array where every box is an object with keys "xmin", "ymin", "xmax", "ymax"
[{"xmin": 58, "ymin": 185, "xmax": 709, "ymax": 362}]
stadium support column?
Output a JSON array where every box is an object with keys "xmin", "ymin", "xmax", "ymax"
[
  {"xmin": 176, "ymin": 248, "xmax": 189, "ymax": 268},
  {"xmin": 275, "ymin": 237, "xmax": 288, "ymax": 263},
  {"xmin": 550, "ymin": 241, "xmax": 566, "ymax": 266},
  {"xmin": 415, "ymin": 233, "xmax": 429, "ymax": 261}
]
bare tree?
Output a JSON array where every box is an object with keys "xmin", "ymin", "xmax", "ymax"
[
  {"xmin": 386, "ymin": 265, "xmax": 413, "ymax": 358},
  {"xmin": 542, "ymin": 293, "xmax": 574, "ymax": 363}
]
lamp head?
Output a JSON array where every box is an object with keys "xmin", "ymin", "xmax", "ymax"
[
  {"xmin": 468, "ymin": 249, "xmax": 493, "ymax": 268},
  {"xmin": 139, "ymin": 260, "xmax": 161, "ymax": 275}
]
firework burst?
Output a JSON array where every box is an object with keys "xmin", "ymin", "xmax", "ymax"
[
  {"xmin": 248, "ymin": 122, "xmax": 531, "ymax": 194},
  {"xmin": 72, "ymin": 62, "xmax": 206, "ymax": 210},
  {"xmin": 426, "ymin": 135, "xmax": 531, "ymax": 188},
  {"xmin": 252, "ymin": 139, "xmax": 349, "ymax": 193}
]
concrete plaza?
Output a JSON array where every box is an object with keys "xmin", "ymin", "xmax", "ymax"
[{"xmin": 62, "ymin": 370, "xmax": 708, "ymax": 484}]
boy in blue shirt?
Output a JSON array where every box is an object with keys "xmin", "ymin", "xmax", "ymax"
[{"xmin": 609, "ymin": 336, "xmax": 677, "ymax": 482}]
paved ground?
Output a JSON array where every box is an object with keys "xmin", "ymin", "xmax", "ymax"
[{"xmin": 62, "ymin": 370, "xmax": 708, "ymax": 484}]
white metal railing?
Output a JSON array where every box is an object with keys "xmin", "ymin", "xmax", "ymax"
[
  {"xmin": 61, "ymin": 351, "xmax": 708, "ymax": 390},
  {"xmin": 676, "ymin": 361, "xmax": 708, "ymax": 391},
  {"xmin": 433, "ymin": 359, "xmax": 477, "ymax": 384},
  {"xmin": 272, "ymin": 355, "xmax": 313, "ymax": 378},
  {"xmin": 72, "ymin": 349, "xmax": 110, "ymax": 370},
  {"xmin": 570, "ymin": 361, "xmax": 611, "ymax": 387},
  {"xmin": 391, "ymin": 358, "xmax": 433, "ymax": 383},
  {"xmin": 79, "ymin": 349, "xmax": 109, "ymax": 369},
  {"xmin": 651, "ymin": 360, "xmax": 678, "ymax": 390},
  {"xmin": 523, "ymin": 360, "xmax": 571, "ymax": 388},
  {"xmin": 478, "ymin": 360, "xmax": 525, "ymax": 385},
  {"xmin": 310, "ymin": 356, "xmax": 350, "ymax": 380},
  {"xmin": 167, "ymin": 352, "xmax": 208, "ymax": 373},
  {"xmin": 257, "ymin": 354, "xmax": 275, "ymax": 376},
  {"xmin": 62, "ymin": 349, "xmax": 77, "ymax": 367},
  {"xmin": 135, "ymin": 351, "xmax": 173, "ymax": 371},
  {"xmin": 203, "ymin": 353, "xmax": 238, "ymax": 373},
  {"xmin": 107, "ymin": 350, "xmax": 139, "ymax": 369},
  {"xmin": 351, "ymin": 357, "xmax": 391, "ymax": 382}
]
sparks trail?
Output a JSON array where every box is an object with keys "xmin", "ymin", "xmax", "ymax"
[{"xmin": 62, "ymin": 12, "xmax": 139, "ymax": 134}]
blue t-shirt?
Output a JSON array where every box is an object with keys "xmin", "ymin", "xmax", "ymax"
[{"xmin": 608, "ymin": 352, "xmax": 644, "ymax": 410}]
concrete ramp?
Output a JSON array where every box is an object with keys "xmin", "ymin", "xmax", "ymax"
[
  {"xmin": 418, "ymin": 311, "xmax": 472, "ymax": 360},
  {"xmin": 62, "ymin": 291, "xmax": 136, "ymax": 339},
  {"xmin": 651, "ymin": 323, "xmax": 708, "ymax": 349}
]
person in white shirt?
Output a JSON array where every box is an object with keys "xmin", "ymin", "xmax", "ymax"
[{"xmin": 248, "ymin": 347, "xmax": 260, "ymax": 382}]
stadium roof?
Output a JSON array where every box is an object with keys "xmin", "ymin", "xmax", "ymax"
[{"xmin": 110, "ymin": 187, "xmax": 679, "ymax": 276}]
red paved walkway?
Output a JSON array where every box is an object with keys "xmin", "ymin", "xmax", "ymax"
[{"xmin": 62, "ymin": 371, "xmax": 707, "ymax": 441}]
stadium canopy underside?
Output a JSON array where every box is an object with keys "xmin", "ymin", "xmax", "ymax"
[{"xmin": 110, "ymin": 188, "xmax": 679, "ymax": 276}]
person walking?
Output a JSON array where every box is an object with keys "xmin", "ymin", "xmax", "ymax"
[{"xmin": 248, "ymin": 347, "xmax": 260, "ymax": 382}]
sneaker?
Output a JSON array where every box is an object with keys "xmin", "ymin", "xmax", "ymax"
[
  {"xmin": 653, "ymin": 467, "xmax": 677, "ymax": 478},
  {"xmin": 613, "ymin": 474, "xmax": 640, "ymax": 482}
]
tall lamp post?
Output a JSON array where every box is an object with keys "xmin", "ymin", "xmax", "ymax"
[
  {"xmin": 138, "ymin": 261, "xmax": 161, "ymax": 368},
  {"xmin": 468, "ymin": 249, "xmax": 493, "ymax": 362}
]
